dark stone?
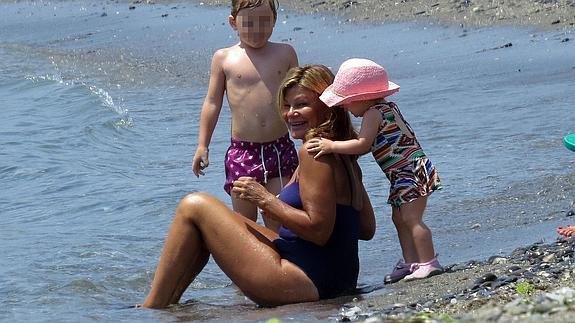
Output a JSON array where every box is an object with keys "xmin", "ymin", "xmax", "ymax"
[
  {"xmin": 342, "ymin": 1, "xmax": 359, "ymax": 8},
  {"xmin": 474, "ymin": 273, "xmax": 498, "ymax": 285},
  {"xmin": 508, "ymin": 265, "xmax": 522, "ymax": 272}
]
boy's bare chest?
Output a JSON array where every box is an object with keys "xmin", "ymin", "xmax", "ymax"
[{"xmin": 224, "ymin": 55, "xmax": 286, "ymax": 86}]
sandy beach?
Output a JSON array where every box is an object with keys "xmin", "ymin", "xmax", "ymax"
[{"xmin": 198, "ymin": 0, "xmax": 575, "ymax": 29}]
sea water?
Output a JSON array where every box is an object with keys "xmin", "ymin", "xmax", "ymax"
[{"xmin": 1, "ymin": 0, "xmax": 574, "ymax": 321}]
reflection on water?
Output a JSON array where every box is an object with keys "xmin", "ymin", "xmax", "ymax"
[{"xmin": 0, "ymin": 0, "xmax": 574, "ymax": 321}]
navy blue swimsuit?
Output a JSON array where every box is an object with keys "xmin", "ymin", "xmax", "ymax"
[{"xmin": 272, "ymin": 182, "xmax": 360, "ymax": 299}]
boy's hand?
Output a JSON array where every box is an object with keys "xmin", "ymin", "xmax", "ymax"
[
  {"xmin": 192, "ymin": 147, "xmax": 209, "ymax": 177},
  {"xmin": 306, "ymin": 137, "xmax": 334, "ymax": 159}
]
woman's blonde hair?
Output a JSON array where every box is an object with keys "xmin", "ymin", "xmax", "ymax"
[{"xmin": 278, "ymin": 64, "xmax": 357, "ymax": 142}]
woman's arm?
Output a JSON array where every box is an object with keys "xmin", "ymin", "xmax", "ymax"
[
  {"xmin": 237, "ymin": 146, "xmax": 337, "ymax": 246},
  {"xmin": 347, "ymin": 158, "xmax": 376, "ymax": 240},
  {"xmin": 268, "ymin": 146, "xmax": 337, "ymax": 245},
  {"xmin": 357, "ymin": 185, "xmax": 376, "ymax": 240}
]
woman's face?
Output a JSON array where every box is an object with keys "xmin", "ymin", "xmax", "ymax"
[{"xmin": 281, "ymin": 86, "xmax": 326, "ymax": 140}]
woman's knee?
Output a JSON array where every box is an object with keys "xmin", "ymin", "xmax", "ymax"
[{"xmin": 176, "ymin": 192, "xmax": 216, "ymax": 222}]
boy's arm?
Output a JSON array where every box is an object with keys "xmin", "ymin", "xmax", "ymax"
[
  {"xmin": 307, "ymin": 108, "xmax": 382, "ymax": 158},
  {"xmin": 287, "ymin": 44, "xmax": 298, "ymax": 68},
  {"xmin": 192, "ymin": 50, "xmax": 226, "ymax": 177}
]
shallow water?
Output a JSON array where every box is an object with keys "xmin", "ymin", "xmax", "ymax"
[{"xmin": 1, "ymin": 0, "xmax": 574, "ymax": 321}]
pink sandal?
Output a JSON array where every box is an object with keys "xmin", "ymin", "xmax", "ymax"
[{"xmin": 403, "ymin": 256, "xmax": 444, "ymax": 281}]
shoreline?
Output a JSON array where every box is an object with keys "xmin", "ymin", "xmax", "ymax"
[{"xmin": 195, "ymin": 0, "xmax": 575, "ymax": 30}]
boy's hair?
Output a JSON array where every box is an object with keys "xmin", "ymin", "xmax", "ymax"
[
  {"xmin": 231, "ymin": 0, "xmax": 278, "ymax": 21},
  {"xmin": 278, "ymin": 65, "xmax": 357, "ymax": 143}
]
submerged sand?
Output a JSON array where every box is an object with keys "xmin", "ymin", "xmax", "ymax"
[{"xmin": 197, "ymin": 0, "xmax": 575, "ymax": 30}]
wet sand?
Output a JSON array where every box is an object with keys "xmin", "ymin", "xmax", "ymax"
[{"xmin": 197, "ymin": 0, "xmax": 575, "ymax": 30}]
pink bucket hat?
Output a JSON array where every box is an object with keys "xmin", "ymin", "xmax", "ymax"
[{"xmin": 320, "ymin": 58, "xmax": 400, "ymax": 107}]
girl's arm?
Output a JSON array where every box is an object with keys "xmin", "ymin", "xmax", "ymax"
[
  {"xmin": 307, "ymin": 108, "xmax": 382, "ymax": 158},
  {"xmin": 233, "ymin": 146, "xmax": 337, "ymax": 246}
]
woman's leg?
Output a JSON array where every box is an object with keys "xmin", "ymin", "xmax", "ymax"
[
  {"xmin": 143, "ymin": 192, "xmax": 318, "ymax": 308},
  {"xmin": 392, "ymin": 196, "xmax": 435, "ymax": 263}
]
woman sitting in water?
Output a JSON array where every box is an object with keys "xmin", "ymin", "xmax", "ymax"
[{"xmin": 142, "ymin": 64, "xmax": 376, "ymax": 308}]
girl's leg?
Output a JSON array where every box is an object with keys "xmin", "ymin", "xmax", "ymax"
[
  {"xmin": 391, "ymin": 206, "xmax": 415, "ymax": 262},
  {"xmin": 392, "ymin": 196, "xmax": 435, "ymax": 263},
  {"xmin": 143, "ymin": 192, "xmax": 318, "ymax": 308}
]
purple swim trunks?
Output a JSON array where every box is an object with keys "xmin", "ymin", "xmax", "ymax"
[{"xmin": 224, "ymin": 133, "xmax": 298, "ymax": 195}]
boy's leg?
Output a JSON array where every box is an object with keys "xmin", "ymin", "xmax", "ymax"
[
  {"xmin": 224, "ymin": 139, "xmax": 262, "ymax": 221},
  {"xmin": 231, "ymin": 194, "xmax": 258, "ymax": 222},
  {"xmin": 262, "ymin": 176, "xmax": 290, "ymax": 232},
  {"xmin": 261, "ymin": 135, "xmax": 297, "ymax": 231}
]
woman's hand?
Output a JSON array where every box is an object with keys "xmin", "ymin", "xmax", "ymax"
[
  {"xmin": 232, "ymin": 177, "xmax": 274, "ymax": 207},
  {"xmin": 306, "ymin": 137, "xmax": 334, "ymax": 159}
]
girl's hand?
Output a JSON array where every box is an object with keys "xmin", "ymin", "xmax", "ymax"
[
  {"xmin": 306, "ymin": 137, "xmax": 334, "ymax": 159},
  {"xmin": 231, "ymin": 177, "xmax": 273, "ymax": 206}
]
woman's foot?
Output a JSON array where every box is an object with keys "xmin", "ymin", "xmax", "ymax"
[{"xmin": 556, "ymin": 225, "xmax": 575, "ymax": 237}]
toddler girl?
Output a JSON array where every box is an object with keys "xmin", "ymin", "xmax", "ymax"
[{"xmin": 307, "ymin": 58, "xmax": 443, "ymax": 283}]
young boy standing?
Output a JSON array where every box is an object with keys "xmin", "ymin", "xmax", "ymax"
[{"xmin": 192, "ymin": 0, "xmax": 298, "ymax": 231}]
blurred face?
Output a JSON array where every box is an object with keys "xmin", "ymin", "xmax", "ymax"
[
  {"xmin": 230, "ymin": 2, "xmax": 275, "ymax": 49},
  {"xmin": 281, "ymin": 86, "xmax": 325, "ymax": 140}
]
